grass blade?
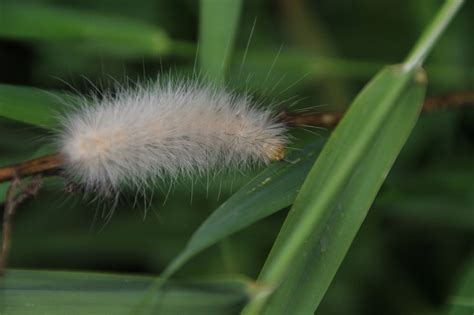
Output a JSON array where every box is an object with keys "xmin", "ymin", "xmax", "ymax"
[
  {"xmin": 0, "ymin": 84, "xmax": 73, "ymax": 129},
  {"xmin": 160, "ymin": 141, "xmax": 323, "ymax": 279},
  {"xmin": 199, "ymin": 0, "xmax": 243, "ymax": 82},
  {"xmin": 258, "ymin": 68, "xmax": 426, "ymax": 315},
  {"xmin": 1, "ymin": 269, "xmax": 250, "ymax": 315},
  {"xmin": 0, "ymin": 3, "xmax": 170, "ymax": 57}
]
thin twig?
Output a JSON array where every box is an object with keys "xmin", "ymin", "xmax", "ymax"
[
  {"xmin": 280, "ymin": 91, "xmax": 474, "ymax": 128},
  {"xmin": 279, "ymin": 110, "xmax": 343, "ymax": 128},
  {"xmin": 422, "ymin": 91, "xmax": 474, "ymax": 112},
  {"xmin": 0, "ymin": 92, "xmax": 473, "ymax": 184},
  {"xmin": 0, "ymin": 175, "xmax": 43, "ymax": 276},
  {"xmin": 0, "ymin": 154, "xmax": 64, "ymax": 184}
]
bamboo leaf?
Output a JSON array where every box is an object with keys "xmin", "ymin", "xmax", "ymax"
[
  {"xmin": 0, "ymin": 3, "xmax": 170, "ymax": 57},
  {"xmin": 0, "ymin": 84, "xmax": 73, "ymax": 129},
  {"xmin": 257, "ymin": 67, "xmax": 426, "ymax": 315},
  {"xmin": 199, "ymin": 0, "xmax": 243, "ymax": 82},
  {"xmin": 1, "ymin": 269, "xmax": 250, "ymax": 315},
  {"xmin": 160, "ymin": 141, "xmax": 323, "ymax": 279}
]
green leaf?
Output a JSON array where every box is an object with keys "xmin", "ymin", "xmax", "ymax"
[
  {"xmin": 0, "ymin": 3, "xmax": 170, "ymax": 57},
  {"xmin": 1, "ymin": 269, "xmax": 250, "ymax": 315},
  {"xmin": 199, "ymin": 0, "xmax": 243, "ymax": 82},
  {"xmin": 0, "ymin": 84, "xmax": 73, "ymax": 129},
  {"xmin": 446, "ymin": 258, "xmax": 474, "ymax": 315},
  {"xmin": 160, "ymin": 141, "xmax": 324, "ymax": 279},
  {"xmin": 254, "ymin": 66, "xmax": 426, "ymax": 315}
]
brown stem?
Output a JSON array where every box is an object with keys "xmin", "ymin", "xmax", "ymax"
[
  {"xmin": 279, "ymin": 111, "xmax": 344, "ymax": 128},
  {"xmin": 422, "ymin": 91, "xmax": 474, "ymax": 112},
  {"xmin": 280, "ymin": 91, "xmax": 474, "ymax": 128},
  {"xmin": 0, "ymin": 154, "xmax": 64, "ymax": 184},
  {"xmin": 0, "ymin": 176, "xmax": 42, "ymax": 276}
]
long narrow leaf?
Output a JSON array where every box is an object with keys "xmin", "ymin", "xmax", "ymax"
[
  {"xmin": 161, "ymin": 141, "xmax": 323, "ymax": 279},
  {"xmin": 260, "ymin": 68, "xmax": 426, "ymax": 315},
  {"xmin": 199, "ymin": 0, "xmax": 243, "ymax": 82},
  {"xmin": 0, "ymin": 269, "xmax": 250, "ymax": 315},
  {"xmin": 0, "ymin": 84, "xmax": 73, "ymax": 129},
  {"xmin": 0, "ymin": 3, "xmax": 170, "ymax": 57}
]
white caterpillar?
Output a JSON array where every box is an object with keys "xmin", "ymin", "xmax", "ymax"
[{"xmin": 58, "ymin": 80, "xmax": 288, "ymax": 195}]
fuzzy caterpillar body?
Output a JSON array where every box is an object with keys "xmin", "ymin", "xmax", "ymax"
[{"xmin": 58, "ymin": 81, "xmax": 288, "ymax": 194}]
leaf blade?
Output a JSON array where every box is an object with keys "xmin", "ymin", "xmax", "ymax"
[
  {"xmin": 199, "ymin": 0, "xmax": 243, "ymax": 82},
  {"xmin": 161, "ymin": 141, "xmax": 324, "ymax": 279},
  {"xmin": 0, "ymin": 3, "xmax": 170, "ymax": 57},
  {"xmin": 1, "ymin": 269, "xmax": 250, "ymax": 315},
  {"xmin": 0, "ymin": 84, "xmax": 72, "ymax": 129},
  {"xmin": 259, "ymin": 68, "xmax": 426, "ymax": 315}
]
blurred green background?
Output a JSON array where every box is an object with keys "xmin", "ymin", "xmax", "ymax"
[{"xmin": 0, "ymin": 0, "xmax": 473, "ymax": 314}]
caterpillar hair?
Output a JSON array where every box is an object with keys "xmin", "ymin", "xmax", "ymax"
[{"xmin": 57, "ymin": 79, "xmax": 289, "ymax": 196}]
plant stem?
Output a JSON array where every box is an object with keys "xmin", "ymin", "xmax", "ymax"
[
  {"xmin": 0, "ymin": 176, "xmax": 42, "ymax": 275},
  {"xmin": 403, "ymin": 0, "xmax": 464, "ymax": 72},
  {"xmin": 0, "ymin": 154, "xmax": 64, "ymax": 184}
]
